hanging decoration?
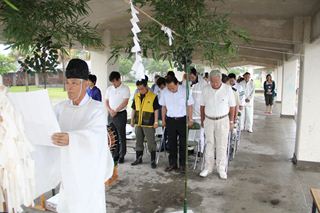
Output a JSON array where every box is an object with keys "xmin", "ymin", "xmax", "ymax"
[
  {"xmin": 0, "ymin": 86, "xmax": 35, "ymax": 213},
  {"xmin": 161, "ymin": 26, "xmax": 174, "ymax": 46},
  {"xmin": 130, "ymin": 0, "xmax": 145, "ymax": 80}
]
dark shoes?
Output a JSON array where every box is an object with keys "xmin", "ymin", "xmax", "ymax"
[
  {"xmin": 131, "ymin": 151, "xmax": 143, "ymax": 166},
  {"xmin": 151, "ymin": 161, "xmax": 157, "ymax": 169},
  {"xmin": 131, "ymin": 151, "xmax": 158, "ymax": 169},
  {"xmin": 179, "ymin": 167, "xmax": 186, "ymax": 174},
  {"xmin": 165, "ymin": 165, "xmax": 178, "ymax": 172},
  {"xmin": 118, "ymin": 157, "xmax": 125, "ymax": 164},
  {"xmin": 131, "ymin": 157, "xmax": 142, "ymax": 166},
  {"xmin": 151, "ymin": 151, "xmax": 157, "ymax": 169}
]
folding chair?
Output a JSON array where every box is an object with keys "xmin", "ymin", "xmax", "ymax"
[{"xmin": 156, "ymin": 127, "xmax": 167, "ymax": 164}]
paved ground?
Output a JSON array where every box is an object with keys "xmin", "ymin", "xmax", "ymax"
[
  {"xmin": 24, "ymin": 96, "xmax": 320, "ymax": 213},
  {"xmin": 106, "ymin": 96, "xmax": 320, "ymax": 213}
]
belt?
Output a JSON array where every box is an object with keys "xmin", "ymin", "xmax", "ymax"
[
  {"xmin": 205, "ymin": 114, "xmax": 228, "ymax": 121},
  {"xmin": 167, "ymin": 116, "xmax": 186, "ymax": 120}
]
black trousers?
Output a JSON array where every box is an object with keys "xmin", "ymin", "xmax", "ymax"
[
  {"xmin": 109, "ymin": 110, "xmax": 127, "ymax": 158},
  {"xmin": 264, "ymin": 94, "xmax": 274, "ymax": 106},
  {"xmin": 166, "ymin": 116, "xmax": 187, "ymax": 168}
]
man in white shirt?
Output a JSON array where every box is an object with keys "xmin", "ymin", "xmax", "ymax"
[
  {"xmin": 228, "ymin": 73, "xmax": 245, "ymax": 122},
  {"xmin": 105, "ymin": 71, "xmax": 131, "ymax": 163},
  {"xmin": 239, "ymin": 72, "xmax": 255, "ymax": 133},
  {"xmin": 200, "ymin": 70, "xmax": 236, "ymax": 179},
  {"xmin": 189, "ymin": 67, "xmax": 208, "ymax": 154},
  {"xmin": 52, "ymin": 59, "xmax": 114, "ymax": 213},
  {"xmin": 159, "ymin": 75, "xmax": 194, "ymax": 174}
]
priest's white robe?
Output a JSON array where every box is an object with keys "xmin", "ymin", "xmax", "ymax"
[{"xmin": 54, "ymin": 94, "xmax": 114, "ymax": 213}]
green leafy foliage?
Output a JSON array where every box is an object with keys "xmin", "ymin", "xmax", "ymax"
[
  {"xmin": 110, "ymin": 0, "xmax": 249, "ymax": 70},
  {"xmin": 18, "ymin": 36, "xmax": 60, "ymax": 88},
  {"xmin": 0, "ymin": 53, "xmax": 16, "ymax": 74},
  {"xmin": 0, "ymin": 0, "xmax": 103, "ymax": 85},
  {"xmin": 0, "ymin": 0, "xmax": 102, "ymax": 51}
]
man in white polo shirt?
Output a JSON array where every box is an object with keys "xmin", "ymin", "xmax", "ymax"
[
  {"xmin": 105, "ymin": 71, "xmax": 130, "ymax": 163},
  {"xmin": 159, "ymin": 75, "xmax": 194, "ymax": 174},
  {"xmin": 239, "ymin": 72, "xmax": 255, "ymax": 133},
  {"xmin": 200, "ymin": 70, "xmax": 236, "ymax": 179}
]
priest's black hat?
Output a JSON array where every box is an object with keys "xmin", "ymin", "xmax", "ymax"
[{"xmin": 66, "ymin": 59, "xmax": 89, "ymax": 80}]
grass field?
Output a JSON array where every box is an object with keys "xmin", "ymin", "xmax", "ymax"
[
  {"xmin": 8, "ymin": 86, "xmax": 68, "ymax": 100},
  {"xmin": 8, "ymin": 82, "xmax": 138, "ymax": 101}
]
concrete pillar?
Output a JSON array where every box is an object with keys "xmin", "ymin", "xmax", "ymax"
[
  {"xmin": 275, "ymin": 65, "xmax": 283, "ymax": 102},
  {"xmin": 90, "ymin": 29, "xmax": 119, "ymax": 100},
  {"xmin": 295, "ymin": 40, "xmax": 320, "ymax": 163},
  {"xmin": 281, "ymin": 57, "xmax": 299, "ymax": 117},
  {"xmin": 0, "ymin": 75, "xmax": 3, "ymax": 85}
]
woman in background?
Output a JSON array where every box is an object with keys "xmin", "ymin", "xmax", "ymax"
[{"xmin": 263, "ymin": 74, "xmax": 276, "ymax": 114}]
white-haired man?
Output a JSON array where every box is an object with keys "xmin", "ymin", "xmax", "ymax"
[{"xmin": 200, "ymin": 70, "xmax": 236, "ymax": 179}]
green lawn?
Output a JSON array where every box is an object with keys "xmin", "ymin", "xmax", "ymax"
[
  {"xmin": 8, "ymin": 86, "xmax": 67, "ymax": 100},
  {"xmin": 8, "ymin": 82, "xmax": 139, "ymax": 102},
  {"xmin": 126, "ymin": 82, "xmax": 136, "ymax": 93}
]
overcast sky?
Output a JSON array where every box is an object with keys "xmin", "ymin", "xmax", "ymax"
[{"xmin": 0, "ymin": 44, "xmax": 11, "ymax": 55}]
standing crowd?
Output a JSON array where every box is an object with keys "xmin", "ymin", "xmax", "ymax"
[{"xmin": 102, "ymin": 67, "xmax": 258, "ymax": 180}]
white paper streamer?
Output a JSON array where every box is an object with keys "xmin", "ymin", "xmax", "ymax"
[
  {"xmin": 132, "ymin": 54, "xmax": 145, "ymax": 80},
  {"xmin": 161, "ymin": 26, "xmax": 174, "ymax": 46},
  {"xmin": 130, "ymin": 0, "xmax": 145, "ymax": 80}
]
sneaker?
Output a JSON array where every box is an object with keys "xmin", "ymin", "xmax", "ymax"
[
  {"xmin": 199, "ymin": 169, "xmax": 209, "ymax": 177},
  {"xmin": 248, "ymin": 130, "xmax": 253, "ymax": 133},
  {"xmin": 219, "ymin": 171, "xmax": 227, "ymax": 180}
]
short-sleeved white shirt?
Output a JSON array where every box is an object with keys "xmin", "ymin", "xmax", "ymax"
[
  {"xmin": 200, "ymin": 83, "xmax": 236, "ymax": 117},
  {"xmin": 159, "ymin": 85, "xmax": 194, "ymax": 118},
  {"xmin": 105, "ymin": 83, "xmax": 130, "ymax": 111}
]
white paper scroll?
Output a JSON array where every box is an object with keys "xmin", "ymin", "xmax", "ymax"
[{"xmin": 8, "ymin": 90, "xmax": 61, "ymax": 147}]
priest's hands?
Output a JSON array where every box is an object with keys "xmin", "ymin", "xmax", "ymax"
[{"xmin": 52, "ymin": 133, "xmax": 69, "ymax": 146}]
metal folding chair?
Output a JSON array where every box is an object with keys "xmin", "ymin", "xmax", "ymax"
[{"xmin": 156, "ymin": 127, "xmax": 167, "ymax": 164}]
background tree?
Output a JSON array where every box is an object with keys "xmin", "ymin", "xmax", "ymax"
[
  {"xmin": 119, "ymin": 57, "xmax": 135, "ymax": 81},
  {"xmin": 0, "ymin": 0, "xmax": 103, "ymax": 90},
  {"xmin": 110, "ymin": 0, "xmax": 249, "ymax": 71},
  {"xmin": 145, "ymin": 58, "xmax": 171, "ymax": 76},
  {"xmin": 0, "ymin": 53, "xmax": 16, "ymax": 74}
]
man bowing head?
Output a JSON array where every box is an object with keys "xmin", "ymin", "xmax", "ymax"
[{"xmin": 52, "ymin": 59, "xmax": 114, "ymax": 213}]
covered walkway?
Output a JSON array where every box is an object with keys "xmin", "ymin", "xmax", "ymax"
[{"xmin": 102, "ymin": 96, "xmax": 320, "ymax": 213}]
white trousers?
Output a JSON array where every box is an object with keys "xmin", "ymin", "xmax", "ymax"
[
  {"xmin": 240, "ymin": 106, "xmax": 254, "ymax": 131},
  {"xmin": 200, "ymin": 127, "xmax": 205, "ymax": 153},
  {"xmin": 203, "ymin": 117, "xmax": 229, "ymax": 173}
]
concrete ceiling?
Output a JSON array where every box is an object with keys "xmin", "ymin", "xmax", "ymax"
[
  {"xmin": 85, "ymin": 0, "xmax": 320, "ymax": 68},
  {"xmin": 1, "ymin": 0, "xmax": 320, "ymax": 68}
]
